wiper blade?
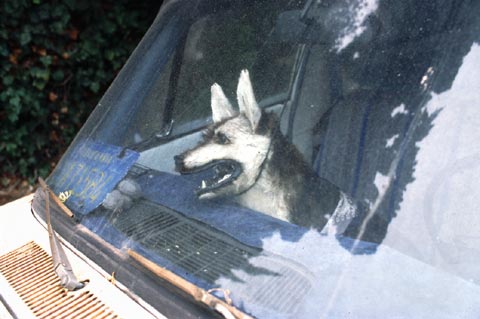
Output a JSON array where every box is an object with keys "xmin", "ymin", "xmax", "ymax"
[
  {"xmin": 128, "ymin": 249, "xmax": 253, "ymax": 319},
  {"xmin": 38, "ymin": 177, "xmax": 84, "ymax": 291}
]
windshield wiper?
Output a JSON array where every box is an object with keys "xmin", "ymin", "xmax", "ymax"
[
  {"xmin": 38, "ymin": 177, "xmax": 85, "ymax": 291},
  {"xmin": 128, "ymin": 249, "xmax": 253, "ymax": 319}
]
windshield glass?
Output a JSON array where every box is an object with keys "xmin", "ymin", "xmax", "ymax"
[{"xmin": 39, "ymin": 0, "xmax": 480, "ymax": 317}]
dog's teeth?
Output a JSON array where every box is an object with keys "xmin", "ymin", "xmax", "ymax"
[
  {"xmin": 201, "ymin": 180, "xmax": 206, "ymax": 188},
  {"xmin": 218, "ymin": 174, "xmax": 232, "ymax": 183}
]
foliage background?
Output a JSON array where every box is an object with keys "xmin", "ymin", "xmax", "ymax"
[{"xmin": 0, "ymin": 0, "xmax": 161, "ymax": 202}]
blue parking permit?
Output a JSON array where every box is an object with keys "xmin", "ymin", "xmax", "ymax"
[{"xmin": 47, "ymin": 140, "xmax": 139, "ymax": 215}]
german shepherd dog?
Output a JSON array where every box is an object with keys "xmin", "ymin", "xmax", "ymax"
[{"xmin": 175, "ymin": 70, "xmax": 357, "ymax": 233}]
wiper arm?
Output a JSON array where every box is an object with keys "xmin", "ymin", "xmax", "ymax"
[
  {"xmin": 128, "ymin": 249, "xmax": 253, "ymax": 319},
  {"xmin": 38, "ymin": 177, "xmax": 85, "ymax": 291}
]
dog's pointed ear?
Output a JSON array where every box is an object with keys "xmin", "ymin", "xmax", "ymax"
[
  {"xmin": 211, "ymin": 83, "xmax": 236, "ymax": 123},
  {"xmin": 237, "ymin": 69, "xmax": 261, "ymax": 131}
]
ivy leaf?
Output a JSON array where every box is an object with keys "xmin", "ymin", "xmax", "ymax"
[
  {"xmin": 40, "ymin": 55, "xmax": 53, "ymax": 66},
  {"xmin": 8, "ymin": 96, "xmax": 21, "ymax": 122},
  {"xmin": 3, "ymin": 75, "xmax": 14, "ymax": 85},
  {"xmin": 105, "ymin": 49, "xmax": 115, "ymax": 61},
  {"xmin": 33, "ymin": 79, "xmax": 47, "ymax": 90},
  {"xmin": 31, "ymin": 67, "xmax": 50, "ymax": 81},
  {"xmin": 89, "ymin": 81, "xmax": 100, "ymax": 93},
  {"xmin": 9, "ymin": 96, "xmax": 20, "ymax": 107},
  {"xmin": 20, "ymin": 31, "xmax": 32, "ymax": 45},
  {"xmin": 104, "ymin": 21, "xmax": 117, "ymax": 34},
  {"xmin": 52, "ymin": 70, "xmax": 64, "ymax": 81}
]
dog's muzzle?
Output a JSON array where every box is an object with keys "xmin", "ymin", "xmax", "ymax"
[{"xmin": 174, "ymin": 155, "xmax": 242, "ymax": 197}]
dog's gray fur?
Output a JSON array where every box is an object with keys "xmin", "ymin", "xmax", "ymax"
[{"xmin": 175, "ymin": 70, "xmax": 354, "ymax": 230}]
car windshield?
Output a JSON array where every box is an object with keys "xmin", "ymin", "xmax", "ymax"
[{"xmin": 35, "ymin": 0, "xmax": 480, "ymax": 317}]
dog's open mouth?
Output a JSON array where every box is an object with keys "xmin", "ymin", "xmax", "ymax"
[
  {"xmin": 177, "ymin": 159, "xmax": 242, "ymax": 197},
  {"xmin": 196, "ymin": 160, "xmax": 242, "ymax": 196}
]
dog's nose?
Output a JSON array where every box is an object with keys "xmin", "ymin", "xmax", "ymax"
[
  {"xmin": 174, "ymin": 154, "xmax": 184, "ymax": 163},
  {"xmin": 174, "ymin": 154, "xmax": 185, "ymax": 172}
]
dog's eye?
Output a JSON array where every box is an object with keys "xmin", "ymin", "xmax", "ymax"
[{"xmin": 215, "ymin": 132, "xmax": 230, "ymax": 144}]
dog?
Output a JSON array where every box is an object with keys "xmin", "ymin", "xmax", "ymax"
[{"xmin": 175, "ymin": 70, "xmax": 357, "ymax": 232}]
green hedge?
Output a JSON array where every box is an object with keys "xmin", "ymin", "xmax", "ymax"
[{"xmin": 0, "ymin": 0, "xmax": 160, "ymax": 184}]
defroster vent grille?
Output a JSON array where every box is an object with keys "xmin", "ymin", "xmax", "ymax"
[{"xmin": 0, "ymin": 241, "xmax": 119, "ymax": 319}]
